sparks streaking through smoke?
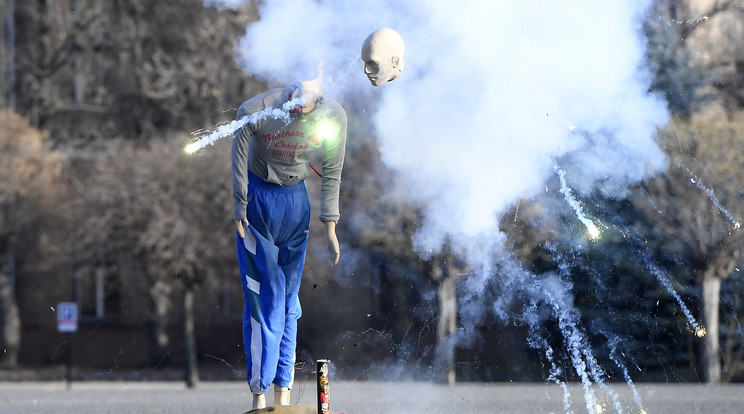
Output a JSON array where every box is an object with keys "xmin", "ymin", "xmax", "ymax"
[
  {"xmin": 230, "ymin": 0, "xmax": 670, "ymax": 410},
  {"xmin": 555, "ymin": 165, "xmax": 602, "ymax": 241},
  {"xmin": 604, "ymin": 333, "xmax": 647, "ymax": 414},
  {"xmin": 511, "ymin": 253, "xmax": 629, "ymax": 413},
  {"xmin": 185, "ymin": 118, "xmax": 248, "ymax": 154},
  {"xmin": 638, "ymin": 244, "xmax": 706, "ymax": 337},
  {"xmin": 527, "ymin": 330, "xmax": 573, "ymax": 412},
  {"xmin": 679, "ymin": 163, "xmax": 741, "ymax": 230},
  {"xmin": 230, "ymin": 0, "xmax": 669, "ymax": 259},
  {"xmin": 183, "ymin": 98, "xmax": 303, "ymax": 154}
]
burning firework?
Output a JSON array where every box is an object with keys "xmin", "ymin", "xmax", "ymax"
[
  {"xmin": 554, "ymin": 165, "xmax": 602, "ymax": 241},
  {"xmin": 680, "ymin": 163, "xmax": 741, "ymax": 231},
  {"xmin": 183, "ymin": 102, "xmax": 299, "ymax": 155},
  {"xmin": 185, "ymin": 62, "xmax": 327, "ymax": 155}
]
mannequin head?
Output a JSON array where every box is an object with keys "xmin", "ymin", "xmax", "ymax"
[{"xmin": 361, "ymin": 28, "xmax": 405, "ymax": 86}]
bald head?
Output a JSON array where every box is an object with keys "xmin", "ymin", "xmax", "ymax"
[{"xmin": 361, "ymin": 28, "xmax": 405, "ymax": 86}]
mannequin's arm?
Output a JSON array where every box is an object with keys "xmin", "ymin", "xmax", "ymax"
[
  {"xmin": 324, "ymin": 220, "xmax": 340, "ymax": 265},
  {"xmin": 235, "ymin": 219, "xmax": 249, "ymax": 238}
]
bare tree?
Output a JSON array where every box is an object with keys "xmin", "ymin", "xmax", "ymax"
[
  {"xmin": 13, "ymin": 0, "xmax": 100, "ymax": 126},
  {"xmin": 135, "ymin": 138, "xmax": 234, "ymax": 387},
  {"xmin": 70, "ymin": 136, "xmax": 234, "ymax": 385},
  {"xmin": 0, "ymin": 110, "xmax": 66, "ymax": 368},
  {"xmin": 633, "ymin": 106, "xmax": 744, "ymax": 383},
  {"xmin": 640, "ymin": 0, "xmax": 744, "ymax": 382},
  {"xmin": 645, "ymin": 0, "xmax": 742, "ymax": 116},
  {"xmin": 13, "ymin": 0, "xmax": 260, "ymax": 145}
]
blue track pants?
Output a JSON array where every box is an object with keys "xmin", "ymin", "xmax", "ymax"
[{"xmin": 237, "ymin": 171, "xmax": 310, "ymax": 394}]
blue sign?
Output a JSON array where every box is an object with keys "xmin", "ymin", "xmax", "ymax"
[{"xmin": 57, "ymin": 302, "xmax": 78, "ymax": 333}]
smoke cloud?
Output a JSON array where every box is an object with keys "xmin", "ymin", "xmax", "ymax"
[
  {"xmin": 229, "ymin": 0, "xmax": 671, "ymax": 402},
  {"xmin": 234, "ymin": 0, "xmax": 668, "ymax": 271}
]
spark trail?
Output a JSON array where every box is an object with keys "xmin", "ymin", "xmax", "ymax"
[
  {"xmin": 668, "ymin": 15, "xmax": 710, "ymax": 25},
  {"xmin": 679, "ymin": 163, "xmax": 741, "ymax": 230},
  {"xmin": 548, "ymin": 260, "xmax": 623, "ymax": 414},
  {"xmin": 527, "ymin": 327, "xmax": 574, "ymax": 413},
  {"xmin": 641, "ymin": 253, "xmax": 706, "ymax": 337},
  {"xmin": 607, "ymin": 213, "xmax": 706, "ymax": 338},
  {"xmin": 552, "ymin": 161, "xmax": 704, "ymax": 334},
  {"xmin": 503, "ymin": 254, "xmax": 631, "ymax": 414},
  {"xmin": 604, "ymin": 333, "xmax": 647, "ymax": 414},
  {"xmin": 183, "ymin": 97, "xmax": 303, "ymax": 154},
  {"xmin": 205, "ymin": 354, "xmax": 242, "ymax": 377},
  {"xmin": 554, "ymin": 165, "xmax": 601, "ymax": 240}
]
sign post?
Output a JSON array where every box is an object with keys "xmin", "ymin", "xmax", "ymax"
[{"xmin": 57, "ymin": 302, "xmax": 78, "ymax": 389}]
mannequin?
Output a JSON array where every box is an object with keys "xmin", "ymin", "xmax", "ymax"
[
  {"xmin": 361, "ymin": 28, "xmax": 405, "ymax": 86},
  {"xmin": 232, "ymin": 63, "xmax": 346, "ymax": 411},
  {"xmin": 235, "ymin": 62, "xmax": 336, "ymax": 267}
]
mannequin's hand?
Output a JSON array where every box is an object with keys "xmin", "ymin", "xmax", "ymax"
[
  {"xmin": 324, "ymin": 221, "xmax": 340, "ymax": 265},
  {"xmin": 235, "ymin": 219, "xmax": 249, "ymax": 239}
]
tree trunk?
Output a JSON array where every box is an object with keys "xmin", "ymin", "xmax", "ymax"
[
  {"xmin": 435, "ymin": 272, "xmax": 458, "ymax": 385},
  {"xmin": 722, "ymin": 280, "xmax": 744, "ymax": 382},
  {"xmin": 147, "ymin": 280, "xmax": 172, "ymax": 367},
  {"xmin": 183, "ymin": 287, "xmax": 199, "ymax": 388},
  {"xmin": 0, "ymin": 232, "xmax": 20, "ymax": 369},
  {"xmin": 700, "ymin": 271, "xmax": 721, "ymax": 383},
  {"xmin": 0, "ymin": 271, "xmax": 20, "ymax": 368}
]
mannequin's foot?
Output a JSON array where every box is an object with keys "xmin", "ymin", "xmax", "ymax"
[
  {"xmin": 274, "ymin": 385, "xmax": 290, "ymax": 406},
  {"xmin": 252, "ymin": 393, "xmax": 266, "ymax": 410}
]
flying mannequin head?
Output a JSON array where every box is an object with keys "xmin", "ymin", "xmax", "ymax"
[{"xmin": 361, "ymin": 28, "xmax": 405, "ymax": 86}]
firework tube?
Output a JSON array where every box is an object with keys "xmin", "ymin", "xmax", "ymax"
[{"xmin": 317, "ymin": 359, "xmax": 330, "ymax": 414}]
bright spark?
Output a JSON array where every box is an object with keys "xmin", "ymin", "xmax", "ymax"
[
  {"xmin": 183, "ymin": 117, "xmax": 251, "ymax": 154},
  {"xmin": 680, "ymin": 164, "xmax": 740, "ymax": 230},
  {"xmin": 642, "ymin": 252, "xmax": 706, "ymax": 340},
  {"xmin": 315, "ymin": 119, "xmax": 339, "ymax": 141},
  {"xmin": 554, "ymin": 165, "xmax": 601, "ymax": 241},
  {"xmin": 184, "ymin": 142, "xmax": 202, "ymax": 154},
  {"xmin": 585, "ymin": 221, "xmax": 601, "ymax": 241},
  {"xmin": 183, "ymin": 98, "xmax": 303, "ymax": 155}
]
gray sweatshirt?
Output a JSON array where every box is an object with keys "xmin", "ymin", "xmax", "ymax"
[{"xmin": 231, "ymin": 82, "xmax": 347, "ymax": 222}]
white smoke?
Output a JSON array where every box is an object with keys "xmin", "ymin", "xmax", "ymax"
[
  {"xmin": 229, "ymin": 2, "xmax": 671, "ymax": 402},
  {"xmin": 232, "ymin": 0, "xmax": 668, "ymax": 271}
]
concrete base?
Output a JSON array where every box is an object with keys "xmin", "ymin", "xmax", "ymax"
[{"xmin": 243, "ymin": 404, "xmax": 316, "ymax": 414}]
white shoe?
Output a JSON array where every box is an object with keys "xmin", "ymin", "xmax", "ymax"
[
  {"xmin": 274, "ymin": 385, "xmax": 290, "ymax": 406},
  {"xmin": 252, "ymin": 393, "xmax": 266, "ymax": 410}
]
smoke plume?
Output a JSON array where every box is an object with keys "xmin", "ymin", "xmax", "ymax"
[
  {"xmin": 233, "ymin": 0, "xmax": 668, "ymax": 270},
  {"xmin": 226, "ymin": 1, "xmax": 671, "ymax": 405}
]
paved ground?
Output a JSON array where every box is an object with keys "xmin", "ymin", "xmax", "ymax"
[{"xmin": 0, "ymin": 380, "xmax": 742, "ymax": 414}]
